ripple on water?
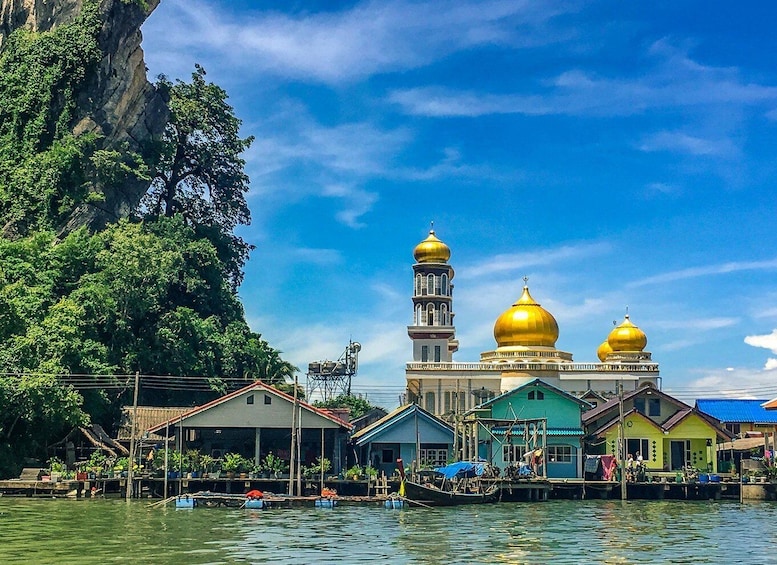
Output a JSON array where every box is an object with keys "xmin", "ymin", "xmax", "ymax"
[{"xmin": 2, "ymin": 499, "xmax": 777, "ymax": 564}]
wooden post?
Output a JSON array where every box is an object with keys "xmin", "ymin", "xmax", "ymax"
[
  {"xmin": 126, "ymin": 372, "xmax": 140, "ymax": 501},
  {"xmin": 163, "ymin": 420, "xmax": 169, "ymax": 498},
  {"xmin": 289, "ymin": 374, "xmax": 298, "ymax": 496},
  {"xmin": 320, "ymin": 427, "xmax": 325, "ymax": 492}
]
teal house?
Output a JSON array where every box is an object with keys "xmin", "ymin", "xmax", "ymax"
[{"xmin": 466, "ymin": 379, "xmax": 591, "ymax": 478}]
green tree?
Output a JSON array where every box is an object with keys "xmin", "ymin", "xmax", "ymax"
[
  {"xmin": 141, "ymin": 65, "xmax": 254, "ymax": 289},
  {"xmin": 314, "ymin": 395, "xmax": 382, "ymax": 420}
]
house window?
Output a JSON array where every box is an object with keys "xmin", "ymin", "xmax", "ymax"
[
  {"xmin": 246, "ymin": 394, "xmax": 254, "ymax": 405},
  {"xmin": 434, "ymin": 345, "xmax": 441, "ymax": 362},
  {"xmin": 528, "ymin": 391, "xmax": 544, "ymax": 400},
  {"xmin": 627, "ymin": 438, "xmax": 650, "ymax": 461},
  {"xmin": 421, "ymin": 345, "xmax": 429, "ymax": 362},
  {"xmin": 502, "ymin": 444, "xmax": 527, "ymax": 463},
  {"xmin": 264, "ymin": 395, "xmax": 272, "ymax": 405},
  {"xmin": 420, "ymin": 448, "xmax": 447, "ymax": 467},
  {"xmin": 547, "ymin": 445, "xmax": 572, "ymax": 463},
  {"xmin": 648, "ymin": 398, "xmax": 660, "ymax": 417},
  {"xmin": 382, "ymin": 449, "xmax": 394, "ymax": 464},
  {"xmin": 725, "ymin": 423, "xmax": 741, "ymax": 436},
  {"xmin": 634, "ymin": 398, "xmax": 646, "ymax": 414},
  {"xmin": 528, "ymin": 391, "xmax": 534, "ymax": 400}
]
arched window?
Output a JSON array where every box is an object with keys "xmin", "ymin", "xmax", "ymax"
[
  {"xmin": 441, "ymin": 273, "xmax": 448, "ymax": 295},
  {"xmin": 425, "ymin": 392, "xmax": 436, "ymax": 413},
  {"xmin": 415, "ymin": 305, "xmax": 422, "ymax": 326},
  {"xmin": 415, "ymin": 274, "xmax": 422, "ymax": 296},
  {"xmin": 427, "ymin": 274, "xmax": 435, "ymax": 295},
  {"xmin": 441, "ymin": 304, "xmax": 448, "ymax": 326},
  {"xmin": 427, "ymin": 304, "xmax": 435, "ymax": 326}
]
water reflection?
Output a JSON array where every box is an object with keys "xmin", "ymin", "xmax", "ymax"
[{"xmin": 2, "ymin": 499, "xmax": 777, "ymax": 564}]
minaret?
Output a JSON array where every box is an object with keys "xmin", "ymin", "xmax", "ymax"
[{"xmin": 408, "ymin": 228, "xmax": 458, "ymax": 363}]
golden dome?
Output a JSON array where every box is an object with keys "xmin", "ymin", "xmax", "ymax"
[
  {"xmin": 493, "ymin": 285, "xmax": 559, "ymax": 347},
  {"xmin": 413, "ymin": 230, "xmax": 450, "ymax": 263},
  {"xmin": 607, "ymin": 315, "xmax": 647, "ymax": 352},
  {"xmin": 597, "ymin": 339, "xmax": 613, "ymax": 362}
]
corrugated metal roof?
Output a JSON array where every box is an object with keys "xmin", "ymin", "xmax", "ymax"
[{"xmin": 696, "ymin": 399, "xmax": 777, "ymax": 424}]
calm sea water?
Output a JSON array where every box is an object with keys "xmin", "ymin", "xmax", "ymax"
[{"xmin": 0, "ymin": 497, "xmax": 775, "ymax": 564}]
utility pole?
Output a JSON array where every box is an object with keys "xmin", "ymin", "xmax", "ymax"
[
  {"xmin": 618, "ymin": 379, "xmax": 627, "ymax": 500},
  {"xmin": 289, "ymin": 373, "xmax": 298, "ymax": 496},
  {"xmin": 126, "ymin": 372, "xmax": 140, "ymax": 501}
]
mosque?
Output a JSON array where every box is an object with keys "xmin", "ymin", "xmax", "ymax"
[{"xmin": 405, "ymin": 230, "xmax": 660, "ymax": 419}]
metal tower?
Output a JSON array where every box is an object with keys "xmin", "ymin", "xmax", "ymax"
[{"xmin": 306, "ymin": 340, "xmax": 361, "ymax": 402}]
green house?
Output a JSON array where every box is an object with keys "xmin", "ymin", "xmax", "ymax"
[{"xmin": 465, "ymin": 379, "xmax": 591, "ymax": 478}]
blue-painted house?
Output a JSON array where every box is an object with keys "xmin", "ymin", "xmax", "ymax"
[
  {"xmin": 465, "ymin": 379, "xmax": 591, "ymax": 478},
  {"xmin": 350, "ymin": 403, "xmax": 454, "ymax": 477}
]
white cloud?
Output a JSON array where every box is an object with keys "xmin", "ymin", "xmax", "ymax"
[
  {"xmin": 322, "ymin": 184, "xmax": 378, "ymax": 229},
  {"xmin": 457, "ymin": 241, "xmax": 612, "ymax": 280},
  {"xmin": 639, "ymin": 131, "xmax": 739, "ymax": 157},
  {"xmin": 388, "ymin": 40, "xmax": 777, "ymax": 118},
  {"xmin": 656, "ymin": 317, "xmax": 739, "ymax": 331},
  {"xmin": 764, "ymin": 358, "xmax": 777, "ymax": 371},
  {"xmin": 627, "ymin": 258, "xmax": 777, "ymax": 287},
  {"xmin": 665, "ymin": 367, "xmax": 777, "ymax": 403},
  {"xmin": 144, "ymin": 0, "xmax": 573, "ymax": 84},
  {"xmin": 745, "ymin": 329, "xmax": 777, "ymax": 355}
]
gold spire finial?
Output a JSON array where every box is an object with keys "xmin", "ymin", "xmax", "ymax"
[{"xmin": 523, "ymin": 275, "xmax": 529, "ymax": 287}]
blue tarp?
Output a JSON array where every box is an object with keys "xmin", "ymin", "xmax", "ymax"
[{"xmin": 433, "ymin": 461, "xmax": 486, "ymax": 479}]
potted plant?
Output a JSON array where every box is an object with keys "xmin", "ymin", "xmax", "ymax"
[
  {"xmin": 364, "ymin": 465, "xmax": 378, "ymax": 481},
  {"xmin": 200, "ymin": 454, "xmax": 216, "ymax": 478},
  {"xmin": 222, "ymin": 452, "xmax": 245, "ymax": 479},
  {"xmin": 88, "ymin": 451, "xmax": 107, "ymax": 479},
  {"xmin": 49, "ymin": 457, "xmax": 66, "ymax": 482},
  {"xmin": 262, "ymin": 452, "xmax": 288, "ymax": 479},
  {"xmin": 346, "ymin": 464, "xmax": 363, "ymax": 480},
  {"xmin": 185, "ymin": 450, "xmax": 201, "ymax": 478}
]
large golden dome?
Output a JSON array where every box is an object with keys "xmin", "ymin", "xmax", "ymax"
[
  {"xmin": 494, "ymin": 284, "xmax": 559, "ymax": 347},
  {"xmin": 413, "ymin": 230, "xmax": 450, "ymax": 263},
  {"xmin": 597, "ymin": 339, "xmax": 613, "ymax": 362},
  {"xmin": 607, "ymin": 315, "xmax": 647, "ymax": 352}
]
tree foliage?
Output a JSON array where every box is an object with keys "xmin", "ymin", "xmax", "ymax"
[
  {"xmin": 142, "ymin": 65, "xmax": 254, "ymax": 289},
  {"xmin": 314, "ymin": 395, "xmax": 383, "ymax": 420},
  {"xmin": 0, "ymin": 5, "xmax": 290, "ymax": 478}
]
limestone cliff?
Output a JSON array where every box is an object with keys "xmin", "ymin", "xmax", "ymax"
[{"xmin": 0, "ymin": 0, "xmax": 168, "ymax": 231}]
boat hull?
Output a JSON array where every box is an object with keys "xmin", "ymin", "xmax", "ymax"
[{"xmin": 403, "ymin": 481, "xmax": 499, "ymax": 506}]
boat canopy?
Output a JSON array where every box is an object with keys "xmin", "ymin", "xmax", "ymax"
[{"xmin": 433, "ymin": 461, "xmax": 486, "ymax": 480}]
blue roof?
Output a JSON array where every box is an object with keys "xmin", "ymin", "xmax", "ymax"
[{"xmin": 695, "ymin": 399, "xmax": 777, "ymax": 424}]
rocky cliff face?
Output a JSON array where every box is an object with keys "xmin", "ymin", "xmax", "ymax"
[{"xmin": 0, "ymin": 0, "xmax": 168, "ymax": 231}]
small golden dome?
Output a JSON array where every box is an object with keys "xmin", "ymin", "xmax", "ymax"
[
  {"xmin": 607, "ymin": 315, "xmax": 647, "ymax": 352},
  {"xmin": 597, "ymin": 339, "xmax": 613, "ymax": 362},
  {"xmin": 413, "ymin": 230, "xmax": 451, "ymax": 263},
  {"xmin": 493, "ymin": 284, "xmax": 559, "ymax": 347}
]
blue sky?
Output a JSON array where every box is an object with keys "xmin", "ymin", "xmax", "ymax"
[{"xmin": 141, "ymin": 0, "xmax": 777, "ymax": 407}]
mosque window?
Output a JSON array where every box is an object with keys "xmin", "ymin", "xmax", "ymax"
[
  {"xmin": 444, "ymin": 391, "xmax": 452, "ymax": 413},
  {"xmin": 427, "ymin": 274, "xmax": 435, "ymax": 295},
  {"xmin": 427, "ymin": 304, "xmax": 435, "ymax": 326},
  {"xmin": 441, "ymin": 304, "xmax": 448, "ymax": 325},
  {"xmin": 425, "ymin": 392, "xmax": 436, "ymax": 413},
  {"xmin": 421, "ymin": 345, "xmax": 429, "ymax": 362},
  {"xmin": 434, "ymin": 345, "xmax": 441, "ymax": 362},
  {"xmin": 441, "ymin": 273, "xmax": 448, "ymax": 295},
  {"xmin": 416, "ymin": 305, "xmax": 422, "ymax": 326},
  {"xmin": 415, "ymin": 274, "xmax": 422, "ymax": 296}
]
